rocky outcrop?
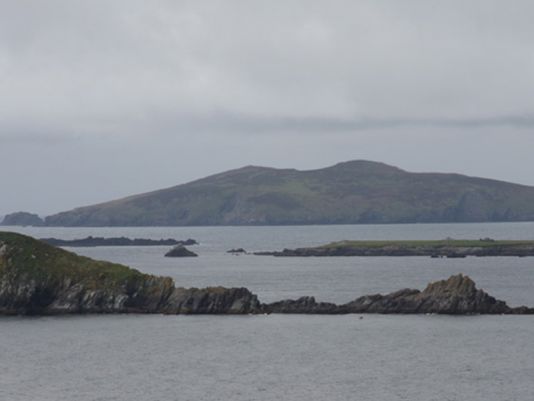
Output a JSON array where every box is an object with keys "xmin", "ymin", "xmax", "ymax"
[
  {"xmin": 40, "ymin": 236, "xmax": 198, "ymax": 247},
  {"xmin": 0, "ymin": 232, "xmax": 252, "ymax": 315},
  {"xmin": 164, "ymin": 245, "xmax": 198, "ymax": 257},
  {"xmin": 1, "ymin": 212, "xmax": 44, "ymax": 227},
  {"xmin": 162, "ymin": 287, "xmax": 260, "ymax": 314},
  {"xmin": 264, "ymin": 297, "xmax": 340, "ymax": 314},
  {"xmin": 227, "ymin": 248, "xmax": 247, "ymax": 254},
  {"xmin": 1, "ymin": 232, "xmax": 533, "ymax": 316},
  {"xmin": 264, "ymin": 274, "xmax": 533, "ymax": 314},
  {"xmin": 342, "ymin": 275, "xmax": 513, "ymax": 314}
]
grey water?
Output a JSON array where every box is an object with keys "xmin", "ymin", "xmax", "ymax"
[{"xmin": 2, "ymin": 223, "xmax": 534, "ymax": 400}]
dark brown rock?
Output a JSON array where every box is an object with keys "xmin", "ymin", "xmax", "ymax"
[
  {"xmin": 265, "ymin": 275, "xmax": 534, "ymax": 315},
  {"xmin": 164, "ymin": 245, "xmax": 198, "ymax": 257},
  {"xmin": 263, "ymin": 296, "xmax": 340, "ymax": 314},
  {"xmin": 162, "ymin": 287, "xmax": 260, "ymax": 314}
]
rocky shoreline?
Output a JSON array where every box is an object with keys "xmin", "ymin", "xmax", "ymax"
[
  {"xmin": 263, "ymin": 274, "xmax": 533, "ymax": 314},
  {"xmin": 1, "ymin": 232, "xmax": 533, "ymax": 316}
]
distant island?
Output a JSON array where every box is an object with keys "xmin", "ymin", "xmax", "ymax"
[
  {"xmin": 40, "ymin": 236, "xmax": 198, "ymax": 247},
  {"xmin": 1, "ymin": 212, "xmax": 44, "ymax": 226},
  {"xmin": 6, "ymin": 160, "xmax": 534, "ymax": 226},
  {"xmin": 255, "ymin": 239, "xmax": 534, "ymax": 257},
  {"xmin": 0, "ymin": 231, "xmax": 532, "ymax": 315}
]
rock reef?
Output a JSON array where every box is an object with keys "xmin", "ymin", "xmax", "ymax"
[
  {"xmin": 41, "ymin": 236, "xmax": 197, "ymax": 247},
  {"xmin": 1, "ymin": 232, "xmax": 532, "ymax": 316}
]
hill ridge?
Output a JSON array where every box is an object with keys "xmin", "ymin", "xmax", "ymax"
[{"xmin": 38, "ymin": 160, "xmax": 534, "ymax": 226}]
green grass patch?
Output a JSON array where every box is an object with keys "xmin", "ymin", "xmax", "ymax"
[
  {"xmin": 319, "ymin": 239, "xmax": 534, "ymax": 250},
  {"xmin": 0, "ymin": 231, "xmax": 146, "ymax": 290}
]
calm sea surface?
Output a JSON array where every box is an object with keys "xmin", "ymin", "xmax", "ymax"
[{"xmin": 1, "ymin": 223, "xmax": 534, "ymax": 400}]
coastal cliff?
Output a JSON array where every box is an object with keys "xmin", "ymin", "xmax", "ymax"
[
  {"xmin": 0, "ymin": 232, "xmax": 257, "ymax": 315},
  {"xmin": 1, "ymin": 232, "xmax": 532, "ymax": 316}
]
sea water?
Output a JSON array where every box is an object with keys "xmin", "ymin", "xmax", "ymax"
[{"xmin": 1, "ymin": 223, "xmax": 534, "ymax": 400}]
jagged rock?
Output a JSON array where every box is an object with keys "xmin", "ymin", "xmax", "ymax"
[
  {"xmin": 162, "ymin": 287, "xmax": 260, "ymax": 314},
  {"xmin": 370, "ymin": 274, "xmax": 521, "ymax": 313},
  {"xmin": 164, "ymin": 245, "xmax": 198, "ymax": 257},
  {"xmin": 264, "ymin": 296, "xmax": 340, "ymax": 314},
  {"xmin": 266, "ymin": 275, "xmax": 524, "ymax": 315}
]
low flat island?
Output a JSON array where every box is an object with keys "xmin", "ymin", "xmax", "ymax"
[
  {"xmin": 40, "ymin": 236, "xmax": 198, "ymax": 247},
  {"xmin": 255, "ymin": 239, "xmax": 534, "ymax": 257}
]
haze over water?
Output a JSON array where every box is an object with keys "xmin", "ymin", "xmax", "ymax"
[{"xmin": 2, "ymin": 223, "xmax": 534, "ymax": 400}]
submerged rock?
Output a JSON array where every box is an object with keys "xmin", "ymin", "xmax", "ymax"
[{"xmin": 164, "ymin": 245, "xmax": 198, "ymax": 257}]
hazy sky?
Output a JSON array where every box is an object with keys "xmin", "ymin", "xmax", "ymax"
[{"xmin": 1, "ymin": 0, "xmax": 534, "ymax": 216}]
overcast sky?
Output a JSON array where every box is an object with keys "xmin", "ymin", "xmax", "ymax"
[{"xmin": 1, "ymin": 0, "xmax": 534, "ymax": 216}]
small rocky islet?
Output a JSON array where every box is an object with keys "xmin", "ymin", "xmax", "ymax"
[
  {"xmin": 164, "ymin": 245, "xmax": 198, "ymax": 257},
  {"xmin": 0, "ymin": 231, "xmax": 532, "ymax": 316}
]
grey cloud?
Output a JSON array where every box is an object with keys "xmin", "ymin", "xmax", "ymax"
[
  {"xmin": 1, "ymin": 0, "xmax": 534, "ymax": 138},
  {"xmin": 1, "ymin": 1, "xmax": 534, "ymax": 214}
]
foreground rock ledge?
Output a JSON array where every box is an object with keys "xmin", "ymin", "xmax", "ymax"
[{"xmin": 1, "ymin": 232, "xmax": 532, "ymax": 316}]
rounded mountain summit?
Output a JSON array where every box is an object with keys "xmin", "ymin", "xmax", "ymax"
[{"xmin": 43, "ymin": 160, "xmax": 534, "ymax": 226}]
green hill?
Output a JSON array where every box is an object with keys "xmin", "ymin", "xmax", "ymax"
[
  {"xmin": 0, "ymin": 231, "xmax": 174, "ymax": 314},
  {"xmin": 44, "ymin": 160, "xmax": 534, "ymax": 226}
]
